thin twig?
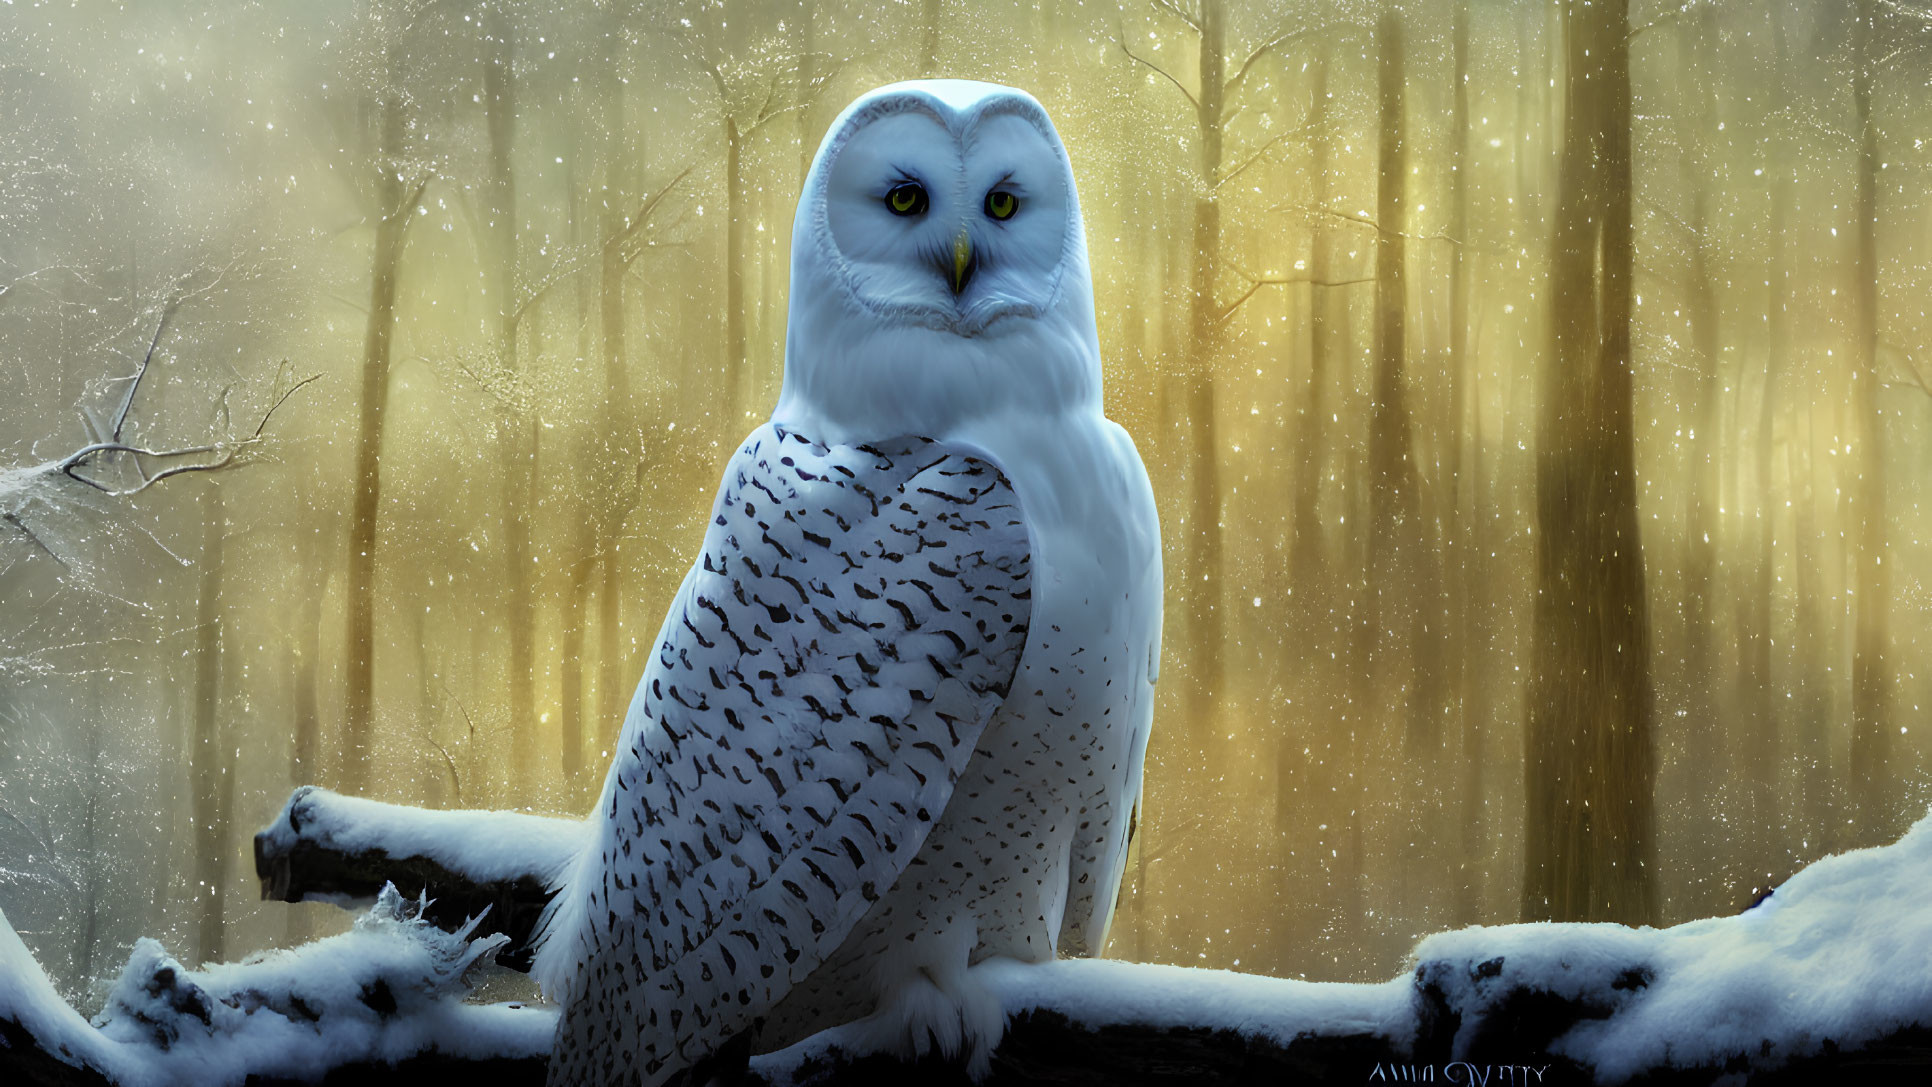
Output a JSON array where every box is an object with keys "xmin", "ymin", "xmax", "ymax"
[
  {"xmin": 53, "ymin": 373, "xmax": 318, "ymax": 497},
  {"xmin": 440, "ymin": 678, "xmax": 479, "ymax": 747},
  {"xmin": 1214, "ymin": 126, "xmax": 1310, "ymax": 191},
  {"xmin": 1882, "ymin": 343, "xmax": 1932, "ymax": 399},
  {"xmin": 1118, "ymin": 35, "xmax": 1199, "ymax": 112},
  {"xmin": 1219, "ymin": 271, "xmax": 1374, "ymax": 324},
  {"xmin": 0, "ymin": 511, "xmax": 67, "ymax": 569},
  {"xmin": 608, "ymin": 166, "xmax": 695, "ymax": 269},
  {"xmin": 1276, "ymin": 203, "xmax": 1463, "ymax": 248},
  {"xmin": 1224, "ymin": 24, "xmax": 1326, "ymax": 100}
]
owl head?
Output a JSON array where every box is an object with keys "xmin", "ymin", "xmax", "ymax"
[{"xmin": 774, "ymin": 81, "xmax": 1103, "ymax": 446}]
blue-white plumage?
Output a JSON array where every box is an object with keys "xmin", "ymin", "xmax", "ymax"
[{"xmin": 535, "ymin": 80, "xmax": 1161, "ymax": 1086}]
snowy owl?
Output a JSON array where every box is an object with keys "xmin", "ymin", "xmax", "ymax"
[{"xmin": 533, "ymin": 80, "xmax": 1162, "ymax": 1085}]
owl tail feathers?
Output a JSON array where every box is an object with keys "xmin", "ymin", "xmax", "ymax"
[
  {"xmin": 844, "ymin": 959, "xmax": 1008, "ymax": 1082},
  {"xmin": 526, "ymin": 816, "xmax": 600, "ymax": 1004}
]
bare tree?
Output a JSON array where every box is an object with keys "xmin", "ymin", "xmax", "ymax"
[
  {"xmin": 675, "ymin": 12, "xmax": 838, "ymax": 422},
  {"xmin": 919, "ymin": 0, "xmax": 945, "ymax": 76},
  {"xmin": 340, "ymin": 0, "xmax": 443, "ymax": 796},
  {"xmin": 1521, "ymin": 0, "xmax": 1656, "ymax": 926},
  {"xmin": 1846, "ymin": 0, "xmax": 1897, "ymax": 844},
  {"xmin": 1445, "ymin": 0, "xmax": 1487, "ymax": 927},
  {"xmin": 1115, "ymin": 0, "xmax": 1345, "ymax": 706},
  {"xmin": 188, "ymin": 480, "xmax": 233, "ymax": 965},
  {"xmin": 1671, "ymin": 0, "xmax": 1728, "ymax": 879},
  {"xmin": 481, "ymin": 0, "xmax": 540, "ymax": 803}
]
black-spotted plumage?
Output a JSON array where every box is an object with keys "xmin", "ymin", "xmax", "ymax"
[{"xmin": 537, "ymin": 424, "xmax": 1031, "ymax": 1086}]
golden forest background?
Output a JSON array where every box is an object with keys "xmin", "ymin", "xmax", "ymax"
[{"xmin": 3, "ymin": 0, "xmax": 1931, "ymax": 1006}]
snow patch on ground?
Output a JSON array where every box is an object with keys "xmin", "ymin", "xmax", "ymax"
[
  {"xmin": 261, "ymin": 785, "xmax": 588, "ymax": 888},
  {"xmin": 1414, "ymin": 806, "xmax": 1932, "ymax": 1081}
]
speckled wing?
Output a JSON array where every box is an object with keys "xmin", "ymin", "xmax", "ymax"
[{"xmin": 544, "ymin": 424, "xmax": 1031, "ymax": 1087}]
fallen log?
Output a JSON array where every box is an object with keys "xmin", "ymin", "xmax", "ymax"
[
  {"xmin": 1, "ymin": 885, "xmax": 553, "ymax": 1087},
  {"xmin": 7, "ymin": 789, "xmax": 1932, "ymax": 1085},
  {"xmin": 253, "ymin": 786, "xmax": 583, "ymax": 971}
]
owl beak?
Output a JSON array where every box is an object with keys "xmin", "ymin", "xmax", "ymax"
[{"xmin": 949, "ymin": 229, "xmax": 975, "ymax": 295}]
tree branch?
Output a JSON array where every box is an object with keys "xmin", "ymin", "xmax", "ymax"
[
  {"xmin": 606, "ymin": 165, "xmax": 694, "ymax": 269},
  {"xmin": 1626, "ymin": 7, "xmax": 1682, "ymax": 43},
  {"xmin": 1219, "ymin": 270, "xmax": 1374, "ymax": 325},
  {"xmin": 512, "ymin": 166, "xmax": 692, "ymax": 329},
  {"xmin": 1881, "ymin": 343, "xmax": 1932, "ymax": 399},
  {"xmin": 1117, "ymin": 35, "xmax": 1199, "ymax": 112},
  {"xmin": 1224, "ymin": 24, "xmax": 1327, "ymax": 101},
  {"xmin": 1276, "ymin": 203, "xmax": 1463, "ymax": 248},
  {"xmin": 51, "ymin": 372, "xmax": 318, "ymax": 498},
  {"xmin": 0, "ymin": 263, "xmax": 90, "ymax": 311},
  {"xmin": 1213, "ymin": 126, "xmax": 1309, "ymax": 191}
]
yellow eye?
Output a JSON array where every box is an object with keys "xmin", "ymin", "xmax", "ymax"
[
  {"xmin": 984, "ymin": 190, "xmax": 1018, "ymax": 221},
  {"xmin": 886, "ymin": 183, "xmax": 927, "ymax": 216}
]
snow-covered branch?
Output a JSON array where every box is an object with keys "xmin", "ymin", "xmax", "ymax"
[{"xmin": 0, "ymin": 291, "xmax": 316, "ymax": 569}]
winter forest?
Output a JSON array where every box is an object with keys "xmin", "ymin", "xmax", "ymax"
[{"xmin": 3, "ymin": 0, "xmax": 1931, "ymax": 1019}]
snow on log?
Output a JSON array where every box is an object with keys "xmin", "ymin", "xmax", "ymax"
[
  {"xmin": 10, "ymin": 790, "xmax": 1931, "ymax": 1084},
  {"xmin": 2, "ymin": 885, "xmax": 553, "ymax": 1086},
  {"xmin": 253, "ymin": 786, "xmax": 587, "ymax": 970},
  {"xmin": 1411, "ymin": 806, "xmax": 1932, "ymax": 1081},
  {"xmin": 244, "ymin": 788, "xmax": 1932, "ymax": 1082}
]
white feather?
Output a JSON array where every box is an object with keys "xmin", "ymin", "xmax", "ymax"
[{"xmin": 546, "ymin": 80, "xmax": 1161, "ymax": 1087}]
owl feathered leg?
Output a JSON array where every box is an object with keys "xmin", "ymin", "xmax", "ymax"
[{"xmin": 838, "ymin": 923, "xmax": 1008, "ymax": 1082}]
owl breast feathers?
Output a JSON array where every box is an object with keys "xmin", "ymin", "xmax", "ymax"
[{"xmin": 537, "ymin": 424, "xmax": 1032, "ymax": 1085}]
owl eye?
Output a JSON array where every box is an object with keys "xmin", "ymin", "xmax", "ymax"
[
  {"xmin": 984, "ymin": 190, "xmax": 1018, "ymax": 221},
  {"xmin": 885, "ymin": 183, "xmax": 928, "ymax": 217}
]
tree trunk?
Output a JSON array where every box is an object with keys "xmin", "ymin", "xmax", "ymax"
[
  {"xmin": 558, "ymin": 563, "xmax": 592, "ymax": 789},
  {"xmin": 1288, "ymin": 58, "xmax": 1334, "ymax": 612},
  {"xmin": 1280, "ymin": 59, "xmax": 1334, "ymax": 900},
  {"xmin": 412, "ymin": 607, "xmax": 448, "ymax": 810},
  {"xmin": 1847, "ymin": 0, "xmax": 1895, "ymax": 845},
  {"xmin": 291, "ymin": 589, "xmax": 322, "ymax": 788},
  {"xmin": 1521, "ymin": 0, "xmax": 1656, "ymax": 926},
  {"xmin": 75, "ymin": 680, "xmax": 104, "ymax": 985},
  {"xmin": 921, "ymin": 0, "xmax": 942, "ymax": 76},
  {"xmin": 1739, "ymin": 5, "xmax": 1795, "ymax": 873},
  {"xmin": 1361, "ymin": 7, "xmax": 1427, "ymax": 753},
  {"xmin": 726, "ymin": 115, "xmax": 749, "ymax": 424},
  {"xmin": 499, "ymin": 421, "xmax": 539, "ymax": 796},
  {"xmin": 484, "ymin": 10, "xmax": 538, "ymax": 802},
  {"xmin": 191, "ymin": 483, "xmax": 230, "ymax": 964},
  {"xmin": 597, "ymin": 62, "xmax": 639, "ymax": 773},
  {"xmin": 341, "ymin": 65, "xmax": 412, "ymax": 796},
  {"xmin": 797, "ymin": 2, "xmax": 820, "ymax": 188},
  {"xmin": 1185, "ymin": 0, "xmax": 1227, "ymax": 710},
  {"xmin": 1673, "ymin": 6, "xmax": 1725, "ymax": 893},
  {"xmin": 1790, "ymin": 399, "xmax": 1835, "ymax": 850},
  {"xmin": 1447, "ymin": 0, "xmax": 1484, "ymax": 927}
]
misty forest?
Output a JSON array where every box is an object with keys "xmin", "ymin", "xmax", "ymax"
[{"xmin": 3, "ymin": 0, "xmax": 1931, "ymax": 1016}]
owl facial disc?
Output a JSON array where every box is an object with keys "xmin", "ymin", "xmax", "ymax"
[{"xmin": 815, "ymin": 83, "xmax": 1075, "ymax": 336}]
